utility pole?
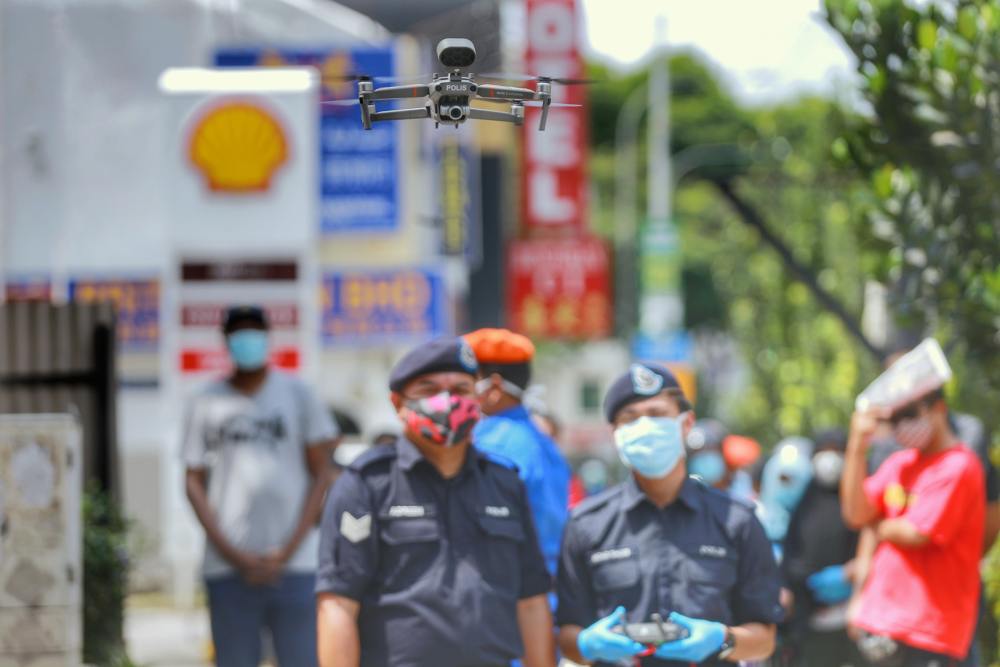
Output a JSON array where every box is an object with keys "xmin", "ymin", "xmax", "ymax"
[{"xmin": 637, "ymin": 15, "xmax": 685, "ymax": 352}]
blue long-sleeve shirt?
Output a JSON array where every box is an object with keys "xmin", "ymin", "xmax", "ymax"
[{"xmin": 473, "ymin": 405, "xmax": 570, "ymax": 577}]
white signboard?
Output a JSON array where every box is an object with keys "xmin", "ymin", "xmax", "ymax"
[{"xmin": 158, "ymin": 68, "xmax": 318, "ymax": 255}]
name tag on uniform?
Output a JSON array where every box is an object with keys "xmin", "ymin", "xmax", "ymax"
[
  {"xmin": 484, "ymin": 505, "xmax": 511, "ymax": 518},
  {"xmin": 388, "ymin": 505, "xmax": 427, "ymax": 518},
  {"xmin": 699, "ymin": 545, "xmax": 727, "ymax": 558},
  {"xmin": 590, "ymin": 547, "xmax": 633, "ymax": 564}
]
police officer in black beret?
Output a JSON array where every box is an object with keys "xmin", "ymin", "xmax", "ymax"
[
  {"xmin": 556, "ymin": 363, "xmax": 783, "ymax": 666},
  {"xmin": 316, "ymin": 337, "xmax": 556, "ymax": 667}
]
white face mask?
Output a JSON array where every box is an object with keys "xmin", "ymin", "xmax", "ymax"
[{"xmin": 812, "ymin": 450, "xmax": 844, "ymax": 488}]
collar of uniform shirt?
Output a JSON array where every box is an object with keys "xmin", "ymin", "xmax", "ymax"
[
  {"xmin": 396, "ymin": 434, "xmax": 481, "ymax": 477},
  {"xmin": 621, "ymin": 475, "xmax": 703, "ymax": 513}
]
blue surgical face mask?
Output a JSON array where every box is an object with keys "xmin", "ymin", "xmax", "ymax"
[
  {"xmin": 614, "ymin": 415, "xmax": 686, "ymax": 479},
  {"xmin": 689, "ymin": 450, "xmax": 726, "ymax": 485},
  {"xmin": 771, "ymin": 480, "xmax": 807, "ymax": 511},
  {"xmin": 227, "ymin": 330, "xmax": 269, "ymax": 370}
]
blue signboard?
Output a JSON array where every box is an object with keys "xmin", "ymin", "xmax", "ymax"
[
  {"xmin": 68, "ymin": 278, "xmax": 160, "ymax": 351},
  {"xmin": 215, "ymin": 47, "xmax": 399, "ymax": 234},
  {"xmin": 435, "ymin": 137, "xmax": 482, "ymax": 266},
  {"xmin": 631, "ymin": 331, "xmax": 693, "ymax": 363},
  {"xmin": 321, "ymin": 268, "xmax": 449, "ymax": 345}
]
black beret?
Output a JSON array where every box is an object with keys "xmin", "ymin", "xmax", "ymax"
[
  {"xmin": 603, "ymin": 362, "xmax": 682, "ymax": 422},
  {"xmin": 222, "ymin": 305, "xmax": 268, "ymax": 333},
  {"xmin": 389, "ymin": 337, "xmax": 479, "ymax": 392},
  {"xmin": 813, "ymin": 427, "xmax": 849, "ymax": 451}
]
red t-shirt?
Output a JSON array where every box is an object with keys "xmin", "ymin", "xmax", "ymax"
[{"xmin": 855, "ymin": 444, "xmax": 985, "ymax": 658}]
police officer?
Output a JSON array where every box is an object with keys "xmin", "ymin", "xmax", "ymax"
[
  {"xmin": 315, "ymin": 337, "xmax": 556, "ymax": 667},
  {"xmin": 556, "ymin": 363, "xmax": 783, "ymax": 666},
  {"xmin": 464, "ymin": 328, "xmax": 571, "ymax": 581}
]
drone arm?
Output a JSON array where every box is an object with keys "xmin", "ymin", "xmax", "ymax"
[
  {"xmin": 368, "ymin": 85, "xmax": 430, "ymax": 101},
  {"xmin": 476, "ymin": 84, "xmax": 537, "ymax": 102},
  {"xmin": 371, "ymin": 107, "xmax": 431, "ymax": 123},
  {"xmin": 468, "ymin": 107, "xmax": 524, "ymax": 125}
]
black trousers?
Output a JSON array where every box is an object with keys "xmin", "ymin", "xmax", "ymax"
[{"xmin": 897, "ymin": 644, "xmax": 961, "ymax": 667}]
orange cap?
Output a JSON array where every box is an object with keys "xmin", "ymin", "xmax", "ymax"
[
  {"xmin": 463, "ymin": 328, "xmax": 535, "ymax": 364},
  {"xmin": 723, "ymin": 435, "xmax": 762, "ymax": 469}
]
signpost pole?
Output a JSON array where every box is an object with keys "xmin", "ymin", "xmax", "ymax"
[{"xmin": 638, "ymin": 16, "xmax": 684, "ymax": 344}]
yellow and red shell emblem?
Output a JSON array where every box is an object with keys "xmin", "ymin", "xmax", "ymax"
[{"xmin": 188, "ymin": 101, "xmax": 289, "ymax": 193}]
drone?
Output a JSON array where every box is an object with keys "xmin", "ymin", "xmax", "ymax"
[{"xmin": 325, "ymin": 38, "xmax": 589, "ymax": 131}]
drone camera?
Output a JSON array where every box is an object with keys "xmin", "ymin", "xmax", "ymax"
[
  {"xmin": 440, "ymin": 104, "xmax": 467, "ymax": 121},
  {"xmin": 437, "ymin": 38, "xmax": 476, "ymax": 68}
]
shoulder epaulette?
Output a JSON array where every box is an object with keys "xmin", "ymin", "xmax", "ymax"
[
  {"xmin": 348, "ymin": 444, "xmax": 396, "ymax": 472},
  {"xmin": 698, "ymin": 479, "xmax": 757, "ymax": 513},
  {"xmin": 480, "ymin": 450, "xmax": 520, "ymax": 473},
  {"xmin": 570, "ymin": 485, "xmax": 622, "ymax": 518}
]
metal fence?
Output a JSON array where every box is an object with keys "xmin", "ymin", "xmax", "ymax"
[{"xmin": 0, "ymin": 301, "xmax": 119, "ymax": 495}]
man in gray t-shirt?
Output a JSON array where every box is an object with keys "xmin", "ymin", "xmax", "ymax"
[{"xmin": 183, "ymin": 305, "xmax": 338, "ymax": 667}]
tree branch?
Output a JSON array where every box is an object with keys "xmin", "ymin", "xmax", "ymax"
[{"xmin": 712, "ymin": 178, "xmax": 885, "ymax": 362}]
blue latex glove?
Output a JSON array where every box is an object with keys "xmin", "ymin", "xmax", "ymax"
[
  {"xmin": 653, "ymin": 612, "xmax": 727, "ymax": 662},
  {"xmin": 577, "ymin": 606, "xmax": 645, "ymax": 663},
  {"xmin": 807, "ymin": 564, "xmax": 852, "ymax": 605}
]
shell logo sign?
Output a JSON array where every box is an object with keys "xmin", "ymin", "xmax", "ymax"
[{"xmin": 188, "ymin": 101, "xmax": 289, "ymax": 193}]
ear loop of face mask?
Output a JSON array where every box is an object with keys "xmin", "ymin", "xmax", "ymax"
[{"xmin": 474, "ymin": 377, "xmax": 524, "ymax": 399}]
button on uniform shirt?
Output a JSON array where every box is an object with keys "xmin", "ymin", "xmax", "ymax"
[
  {"xmin": 473, "ymin": 404, "xmax": 570, "ymax": 577},
  {"xmin": 316, "ymin": 436, "xmax": 551, "ymax": 667},
  {"xmin": 557, "ymin": 476, "xmax": 783, "ymax": 667},
  {"xmin": 856, "ymin": 444, "xmax": 984, "ymax": 659}
]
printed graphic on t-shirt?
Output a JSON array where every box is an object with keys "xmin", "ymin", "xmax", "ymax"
[
  {"xmin": 206, "ymin": 413, "xmax": 288, "ymax": 451},
  {"xmin": 884, "ymin": 482, "xmax": 918, "ymax": 512}
]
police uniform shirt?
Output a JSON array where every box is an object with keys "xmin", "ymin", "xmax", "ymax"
[
  {"xmin": 316, "ymin": 436, "xmax": 551, "ymax": 667},
  {"xmin": 556, "ymin": 475, "xmax": 784, "ymax": 667}
]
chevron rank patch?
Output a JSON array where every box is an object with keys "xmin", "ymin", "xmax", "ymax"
[{"xmin": 340, "ymin": 511, "xmax": 372, "ymax": 543}]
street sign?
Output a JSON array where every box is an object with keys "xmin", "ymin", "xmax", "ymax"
[
  {"xmin": 638, "ymin": 219, "xmax": 684, "ymax": 338},
  {"xmin": 522, "ymin": 0, "xmax": 589, "ymax": 235},
  {"xmin": 436, "ymin": 135, "xmax": 481, "ymax": 265},
  {"xmin": 177, "ymin": 260, "xmax": 302, "ymax": 375},
  {"xmin": 4, "ymin": 277, "xmax": 51, "ymax": 302},
  {"xmin": 68, "ymin": 277, "xmax": 160, "ymax": 351},
  {"xmin": 215, "ymin": 47, "xmax": 399, "ymax": 234},
  {"xmin": 321, "ymin": 268, "xmax": 449, "ymax": 345},
  {"xmin": 507, "ymin": 237, "xmax": 611, "ymax": 339}
]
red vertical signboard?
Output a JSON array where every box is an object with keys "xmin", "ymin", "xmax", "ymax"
[
  {"xmin": 523, "ymin": 0, "xmax": 588, "ymax": 235},
  {"xmin": 507, "ymin": 238, "xmax": 612, "ymax": 339}
]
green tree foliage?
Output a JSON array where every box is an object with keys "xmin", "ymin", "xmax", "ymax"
[
  {"xmin": 587, "ymin": 54, "xmax": 753, "ymax": 152},
  {"xmin": 83, "ymin": 485, "xmax": 134, "ymax": 667},
  {"xmin": 587, "ymin": 53, "xmax": 754, "ymax": 245},
  {"xmin": 678, "ymin": 99, "xmax": 878, "ymax": 443},
  {"xmin": 823, "ymin": 1, "xmax": 1000, "ymax": 658},
  {"xmin": 824, "ymin": 0, "xmax": 1000, "ymax": 423},
  {"xmin": 586, "ymin": 54, "xmax": 878, "ymax": 445}
]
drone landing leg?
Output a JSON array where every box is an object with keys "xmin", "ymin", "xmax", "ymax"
[{"xmin": 538, "ymin": 98, "xmax": 551, "ymax": 131}]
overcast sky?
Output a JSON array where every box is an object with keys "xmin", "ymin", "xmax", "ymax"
[{"xmin": 579, "ymin": 0, "xmax": 858, "ymax": 106}]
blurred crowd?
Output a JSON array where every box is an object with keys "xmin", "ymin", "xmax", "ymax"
[{"xmin": 181, "ymin": 305, "xmax": 991, "ymax": 667}]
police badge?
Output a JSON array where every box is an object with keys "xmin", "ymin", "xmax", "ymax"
[
  {"xmin": 458, "ymin": 340, "xmax": 478, "ymax": 373},
  {"xmin": 630, "ymin": 363, "xmax": 664, "ymax": 396}
]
